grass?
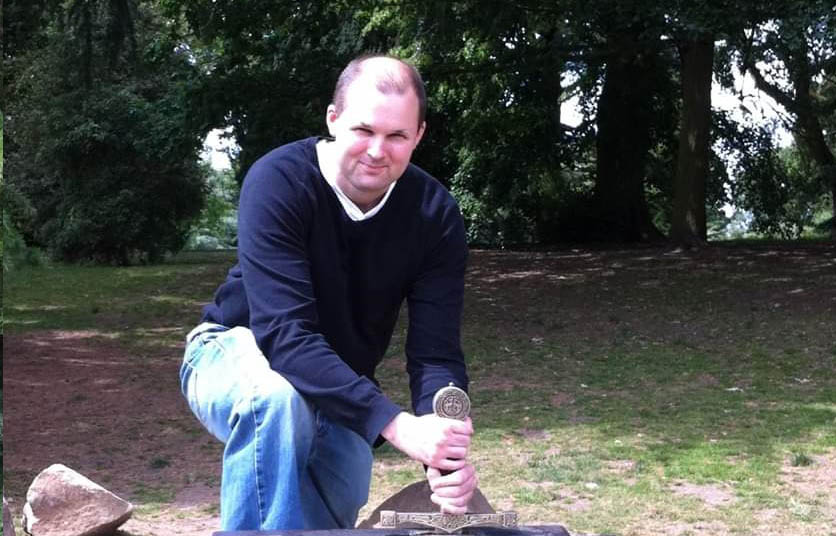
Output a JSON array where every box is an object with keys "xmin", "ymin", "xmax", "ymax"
[
  {"xmin": 3, "ymin": 251, "xmax": 237, "ymax": 353},
  {"xmin": 4, "ymin": 245, "xmax": 836, "ymax": 536},
  {"xmin": 130, "ymin": 483, "xmax": 177, "ymax": 516}
]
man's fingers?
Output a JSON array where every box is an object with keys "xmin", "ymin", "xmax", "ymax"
[
  {"xmin": 427, "ymin": 464, "xmax": 478, "ymax": 515},
  {"xmin": 386, "ymin": 413, "xmax": 474, "ymax": 468},
  {"xmin": 441, "ymin": 445, "xmax": 469, "ymax": 460},
  {"xmin": 443, "ymin": 416, "xmax": 474, "ymax": 436},
  {"xmin": 428, "ymin": 464, "xmax": 477, "ymax": 489},
  {"xmin": 431, "ymin": 456, "xmax": 468, "ymax": 472},
  {"xmin": 431, "ymin": 477, "xmax": 477, "ymax": 498},
  {"xmin": 431, "ymin": 493, "xmax": 471, "ymax": 513}
]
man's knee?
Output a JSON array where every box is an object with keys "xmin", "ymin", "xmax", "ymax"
[
  {"xmin": 235, "ymin": 371, "xmax": 316, "ymax": 448},
  {"xmin": 180, "ymin": 325, "xmax": 315, "ymax": 447},
  {"xmin": 251, "ymin": 372, "xmax": 311, "ymax": 419}
]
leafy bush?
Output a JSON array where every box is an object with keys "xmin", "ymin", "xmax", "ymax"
[
  {"xmin": 714, "ymin": 111, "xmax": 832, "ymax": 240},
  {"xmin": 10, "ymin": 82, "xmax": 205, "ymax": 264},
  {"xmin": 5, "ymin": 1, "xmax": 206, "ymax": 265},
  {"xmin": 185, "ymin": 168, "xmax": 238, "ymax": 250},
  {"xmin": 3, "ymin": 214, "xmax": 46, "ymax": 272}
]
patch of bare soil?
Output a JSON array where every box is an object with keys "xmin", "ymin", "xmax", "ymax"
[
  {"xmin": 632, "ymin": 519, "xmax": 731, "ymax": 536},
  {"xmin": 3, "ymin": 331, "xmax": 222, "ymax": 535},
  {"xmin": 465, "ymin": 243, "xmax": 836, "ymax": 355},
  {"xmin": 778, "ymin": 449, "xmax": 836, "ymax": 526},
  {"xmin": 669, "ymin": 480, "xmax": 737, "ymax": 508}
]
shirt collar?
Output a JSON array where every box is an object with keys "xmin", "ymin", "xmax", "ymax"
[
  {"xmin": 316, "ymin": 138, "xmax": 396, "ymax": 221},
  {"xmin": 324, "ymin": 174, "xmax": 396, "ymax": 221}
]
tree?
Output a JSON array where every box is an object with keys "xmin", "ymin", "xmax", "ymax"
[
  {"xmin": 132, "ymin": 0, "xmax": 833, "ymax": 247},
  {"xmin": 374, "ymin": 1, "xmax": 674, "ymax": 244},
  {"xmin": 738, "ymin": 1, "xmax": 836, "ymax": 239},
  {"xmin": 5, "ymin": 0, "xmax": 206, "ymax": 263},
  {"xmin": 670, "ymin": 34, "xmax": 714, "ymax": 246},
  {"xmin": 590, "ymin": 6, "xmax": 669, "ymax": 242},
  {"xmin": 400, "ymin": 1, "xmax": 575, "ymax": 245},
  {"xmin": 160, "ymin": 0, "xmax": 373, "ymax": 184}
]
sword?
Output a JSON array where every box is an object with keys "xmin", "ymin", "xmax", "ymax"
[{"xmin": 378, "ymin": 384, "xmax": 518, "ymax": 534}]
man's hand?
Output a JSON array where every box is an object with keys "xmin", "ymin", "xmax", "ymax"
[
  {"xmin": 381, "ymin": 412, "xmax": 473, "ymax": 471},
  {"xmin": 426, "ymin": 464, "xmax": 478, "ymax": 515}
]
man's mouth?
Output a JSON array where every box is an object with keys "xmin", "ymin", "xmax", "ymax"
[{"xmin": 360, "ymin": 161, "xmax": 387, "ymax": 172}]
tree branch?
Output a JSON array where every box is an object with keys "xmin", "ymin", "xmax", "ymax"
[{"xmin": 744, "ymin": 60, "xmax": 801, "ymax": 116}]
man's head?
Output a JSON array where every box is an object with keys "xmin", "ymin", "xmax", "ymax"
[
  {"xmin": 332, "ymin": 54, "xmax": 427, "ymax": 127},
  {"xmin": 323, "ymin": 55, "xmax": 427, "ymax": 211}
]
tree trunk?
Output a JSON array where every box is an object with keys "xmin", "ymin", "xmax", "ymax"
[
  {"xmin": 594, "ymin": 35, "xmax": 662, "ymax": 242},
  {"xmin": 795, "ymin": 114, "xmax": 836, "ymax": 240},
  {"xmin": 671, "ymin": 35, "xmax": 714, "ymax": 246}
]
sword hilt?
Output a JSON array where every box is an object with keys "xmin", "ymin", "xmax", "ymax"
[{"xmin": 432, "ymin": 384, "xmax": 470, "ymax": 476}]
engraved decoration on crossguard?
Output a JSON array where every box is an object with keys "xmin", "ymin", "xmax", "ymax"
[
  {"xmin": 378, "ymin": 511, "xmax": 519, "ymax": 533},
  {"xmin": 378, "ymin": 384, "xmax": 519, "ymax": 533}
]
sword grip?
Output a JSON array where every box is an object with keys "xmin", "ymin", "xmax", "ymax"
[{"xmin": 432, "ymin": 384, "xmax": 470, "ymax": 477}]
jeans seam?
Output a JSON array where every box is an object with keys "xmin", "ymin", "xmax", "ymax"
[
  {"xmin": 181, "ymin": 339, "xmax": 215, "ymax": 432},
  {"xmin": 252, "ymin": 385, "xmax": 266, "ymax": 526},
  {"xmin": 183, "ymin": 334, "xmax": 225, "ymax": 371}
]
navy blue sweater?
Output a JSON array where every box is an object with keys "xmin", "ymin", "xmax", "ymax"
[{"xmin": 202, "ymin": 137, "xmax": 469, "ymax": 446}]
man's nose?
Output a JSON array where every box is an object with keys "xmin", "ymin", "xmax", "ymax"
[{"xmin": 366, "ymin": 137, "xmax": 385, "ymax": 159}]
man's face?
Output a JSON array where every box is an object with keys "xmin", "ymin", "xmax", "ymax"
[{"xmin": 326, "ymin": 78, "xmax": 425, "ymax": 210}]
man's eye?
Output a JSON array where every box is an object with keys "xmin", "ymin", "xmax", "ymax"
[{"xmin": 353, "ymin": 127, "xmax": 373, "ymax": 135}]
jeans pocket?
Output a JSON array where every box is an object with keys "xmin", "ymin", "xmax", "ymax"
[
  {"xmin": 180, "ymin": 332, "xmax": 223, "ymax": 427},
  {"xmin": 180, "ymin": 325, "xmax": 242, "ymax": 443},
  {"xmin": 180, "ymin": 345, "xmax": 205, "ymax": 423}
]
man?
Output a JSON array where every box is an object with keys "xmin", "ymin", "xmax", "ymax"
[{"xmin": 180, "ymin": 54, "xmax": 478, "ymax": 531}]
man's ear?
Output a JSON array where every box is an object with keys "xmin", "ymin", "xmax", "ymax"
[
  {"xmin": 415, "ymin": 121, "xmax": 426, "ymax": 145},
  {"xmin": 326, "ymin": 104, "xmax": 339, "ymax": 136}
]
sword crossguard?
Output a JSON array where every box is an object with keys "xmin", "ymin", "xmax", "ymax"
[{"xmin": 379, "ymin": 510, "xmax": 518, "ymax": 534}]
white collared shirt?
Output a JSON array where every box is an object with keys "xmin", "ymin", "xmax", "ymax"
[{"xmin": 321, "ymin": 167, "xmax": 397, "ymax": 222}]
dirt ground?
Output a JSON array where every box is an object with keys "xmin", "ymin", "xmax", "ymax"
[
  {"xmin": 3, "ymin": 243, "xmax": 835, "ymax": 535},
  {"xmin": 3, "ymin": 330, "xmax": 221, "ymax": 535}
]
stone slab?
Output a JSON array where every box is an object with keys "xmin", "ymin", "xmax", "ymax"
[
  {"xmin": 213, "ymin": 525, "xmax": 570, "ymax": 536},
  {"xmin": 357, "ymin": 480, "xmax": 494, "ymax": 528}
]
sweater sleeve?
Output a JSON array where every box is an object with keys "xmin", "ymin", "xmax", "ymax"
[
  {"xmin": 237, "ymin": 153, "xmax": 402, "ymax": 445},
  {"xmin": 405, "ymin": 190, "xmax": 470, "ymax": 416}
]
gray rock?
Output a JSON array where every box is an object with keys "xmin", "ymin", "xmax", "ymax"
[
  {"xmin": 4, "ymin": 495, "xmax": 16, "ymax": 536},
  {"xmin": 22, "ymin": 464, "xmax": 133, "ymax": 536},
  {"xmin": 357, "ymin": 480, "xmax": 494, "ymax": 528}
]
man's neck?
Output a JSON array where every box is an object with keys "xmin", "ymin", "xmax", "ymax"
[{"xmin": 316, "ymin": 139, "xmax": 390, "ymax": 218}]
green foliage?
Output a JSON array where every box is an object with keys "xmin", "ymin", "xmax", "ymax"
[
  {"xmin": 159, "ymin": 0, "xmax": 373, "ymax": 185},
  {"xmin": 729, "ymin": 0, "xmax": 836, "ymax": 238},
  {"xmin": 716, "ymin": 113, "xmax": 830, "ymax": 239},
  {"xmin": 5, "ymin": 0, "xmax": 207, "ymax": 264},
  {"xmin": 186, "ymin": 167, "xmax": 239, "ymax": 250},
  {"xmin": 5, "ymin": 0, "xmax": 834, "ymax": 256},
  {"xmin": 2, "ymin": 167, "xmax": 47, "ymax": 272},
  {"xmin": 394, "ymin": 3, "xmax": 584, "ymax": 245},
  {"xmin": 3, "ymin": 214, "xmax": 47, "ymax": 273}
]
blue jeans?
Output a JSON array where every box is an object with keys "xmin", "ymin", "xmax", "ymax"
[{"xmin": 180, "ymin": 323, "xmax": 373, "ymax": 530}]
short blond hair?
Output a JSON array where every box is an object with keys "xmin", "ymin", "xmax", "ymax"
[{"xmin": 332, "ymin": 54, "xmax": 426, "ymax": 126}]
